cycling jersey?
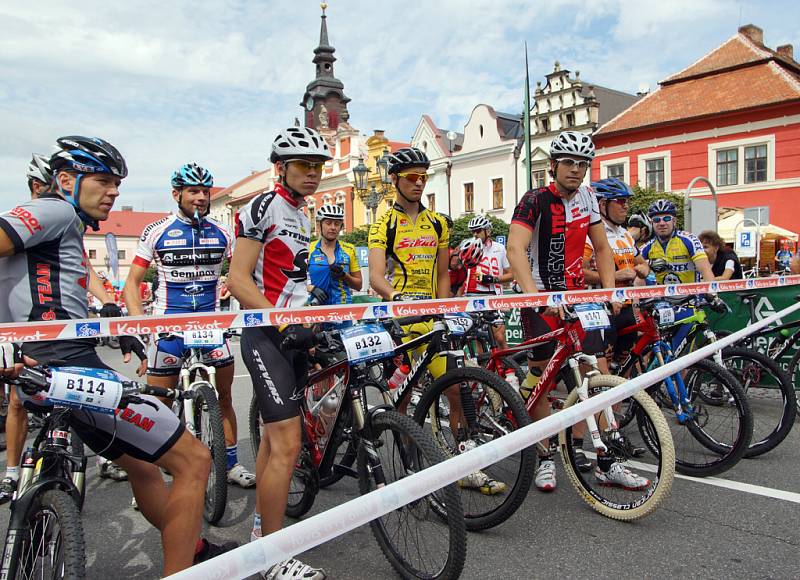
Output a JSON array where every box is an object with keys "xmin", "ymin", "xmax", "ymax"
[
  {"xmin": 307, "ymin": 239, "xmax": 361, "ymax": 304},
  {"xmin": 133, "ymin": 213, "xmax": 233, "ymax": 314},
  {"xmin": 464, "ymin": 239, "xmax": 509, "ymax": 295},
  {"xmin": 511, "ymin": 184, "xmax": 600, "ymax": 291},
  {"xmin": 235, "ymin": 183, "xmax": 311, "ymax": 308},
  {"xmin": 0, "ymin": 195, "xmax": 94, "ymax": 360},
  {"xmin": 584, "ymin": 220, "xmax": 639, "ymax": 286},
  {"xmin": 368, "ymin": 203, "xmax": 449, "ymax": 299},
  {"xmin": 641, "ymin": 231, "xmax": 707, "ymax": 284}
]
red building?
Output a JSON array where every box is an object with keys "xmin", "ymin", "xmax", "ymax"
[{"xmin": 593, "ymin": 24, "xmax": 800, "ymax": 233}]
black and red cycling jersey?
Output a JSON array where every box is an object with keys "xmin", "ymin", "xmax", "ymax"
[{"xmin": 511, "ymin": 183, "xmax": 600, "ymax": 291}]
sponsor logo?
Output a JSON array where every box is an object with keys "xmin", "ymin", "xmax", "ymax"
[
  {"xmin": 396, "ymin": 236, "xmax": 437, "ymax": 249},
  {"xmin": 273, "ymin": 312, "xmax": 302, "ymax": 325},
  {"xmin": 207, "ymin": 349, "xmax": 225, "ymax": 360},
  {"xmin": 118, "ymin": 407, "xmax": 155, "ymax": 432},
  {"xmin": 613, "ymin": 289, "xmax": 627, "ymax": 302},
  {"xmin": 472, "ymin": 299, "xmax": 487, "ymax": 311},
  {"xmin": 162, "ymin": 356, "xmax": 178, "ymax": 365},
  {"xmin": 778, "ymin": 276, "xmax": 787, "ymax": 285},
  {"xmin": 277, "ymin": 228, "xmax": 311, "ymax": 243},
  {"xmin": 244, "ymin": 312, "xmax": 264, "ymax": 327},
  {"xmin": 167, "ymin": 229, "xmax": 183, "ymax": 238},
  {"xmin": 199, "ymin": 238, "xmax": 219, "ymax": 245},
  {"xmin": 745, "ymin": 279, "xmax": 756, "ymax": 288},
  {"xmin": 664, "ymin": 285, "xmax": 677, "ymax": 296},
  {"xmin": 0, "ymin": 328, "xmax": 63, "ymax": 342},
  {"xmin": 163, "ymin": 239, "xmax": 186, "ymax": 247},
  {"xmin": 8, "ymin": 207, "xmax": 43, "ymax": 234},
  {"xmin": 568, "ymin": 291, "xmax": 612, "ymax": 304},
  {"xmin": 709, "ymin": 282, "xmax": 719, "ymax": 292},
  {"xmin": 184, "ymin": 283, "xmax": 204, "ymax": 295},
  {"xmin": 171, "ymin": 269, "xmax": 216, "ymax": 279},
  {"xmin": 36, "ymin": 263, "xmax": 53, "ymax": 305},
  {"xmin": 112, "ymin": 318, "xmax": 229, "ymax": 336},
  {"xmin": 548, "ymin": 293, "xmax": 564, "ymax": 306},
  {"xmin": 371, "ymin": 305, "xmax": 389, "ymax": 319},
  {"xmin": 76, "ymin": 322, "xmax": 101, "ymax": 337}
]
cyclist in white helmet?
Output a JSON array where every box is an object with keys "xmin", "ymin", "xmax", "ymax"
[{"xmin": 307, "ymin": 203, "xmax": 362, "ymax": 305}]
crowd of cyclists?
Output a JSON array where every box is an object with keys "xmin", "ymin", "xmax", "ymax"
[{"xmin": 0, "ymin": 125, "xmax": 794, "ymax": 579}]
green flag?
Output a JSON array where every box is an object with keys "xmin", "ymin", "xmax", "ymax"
[{"xmin": 524, "ymin": 43, "xmax": 533, "ymax": 191}]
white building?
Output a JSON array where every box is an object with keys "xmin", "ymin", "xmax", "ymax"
[{"xmin": 409, "ymin": 114, "xmax": 463, "ymax": 216}]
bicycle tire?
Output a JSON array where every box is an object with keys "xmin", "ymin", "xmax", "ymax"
[
  {"xmin": 193, "ymin": 383, "xmax": 228, "ymax": 525},
  {"xmin": 558, "ymin": 374, "xmax": 675, "ymax": 521},
  {"xmin": 10, "ymin": 489, "xmax": 85, "ymax": 579},
  {"xmin": 285, "ymin": 444, "xmax": 319, "ymax": 519},
  {"xmin": 249, "ymin": 393, "xmax": 261, "ymax": 463},
  {"xmin": 786, "ymin": 344, "xmax": 800, "ymax": 414},
  {"xmin": 720, "ymin": 346, "xmax": 796, "ymax": 457},
  {"xmin": 637, "ymin": 359, "xmax": 753, "ymax": 477},
  {"xmin": 318, "ymin": 403, "xmax": 356, "ymax": 489},
  {"xmin": 412, "ymin": 366, "xmax": 535, "ymax": 531},
  {"xmin": 357, "ymin": 410, "xmax": 466, "ymax": 580}
]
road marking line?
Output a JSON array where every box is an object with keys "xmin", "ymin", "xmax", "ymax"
[{"xmin": 234, "ymin": 373, "xmax": 249, "ymax": 378}]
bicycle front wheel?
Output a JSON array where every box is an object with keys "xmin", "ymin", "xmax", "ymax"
[
  {"xmin": 558, "ymin": 374, "xmax": 675, "ymax": 521},
  {"xmin": 358, "ymin": 410, "xmax": 466, "ymax": 580},
  {"xmin": 9, "ymin": 489, "xmax": 85, "ymax": 579},
  {"xmin": 412, "ymin": 366, "xmax": 535, "ymax": 531},
  {"xmin": 193, "ymin": 383, "xmax": 228, "ymax": 525}
]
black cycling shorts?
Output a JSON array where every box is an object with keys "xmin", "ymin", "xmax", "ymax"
[
  {"xmin": 18, "ymin": 351, "xmax": 183, "ymax": 463},
  {"xmin": 241, "ymin": 326, "xmax": 309, "ymax": 424},
  {"xmin": 606, "ymin": 304, "xmax": 638, "ymax": 358},
  {"xmin": 520, "ymin": 308, "xmax": 607, "ymax": 362}
]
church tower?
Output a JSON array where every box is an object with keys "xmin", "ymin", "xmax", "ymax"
[{"xmin": 301, "ymin": 3, "xmax": 351, "ymax": 132}]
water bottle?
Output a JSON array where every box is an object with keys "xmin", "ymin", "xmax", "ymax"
[
  {"xmin": 388, "ymin": 364, "xmax": 410, "ymax": 390},
  {"xmin": 645, "ymin": 272, "xmax": 657, "ymax": 286},
  {"xmin": 316, "ymin": 377, "xmax": 343, "ymax": 452}
]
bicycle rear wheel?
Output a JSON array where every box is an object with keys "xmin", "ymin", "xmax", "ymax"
[
  {"xmin": 358, "ymin": 410, "xmax": 466, "ymax": 580},
  {"xmin": 638, "ymin": 359, "xmax": 753, "ymax": 477},
  {"xmin": 193, "ymin": 383, "xmax": 228, "ymax": 525},
  {"xmin": 558, "ymin": 374, "xmax": 674, "ymax": 521},
  {"xmin": 720, "ymin": 347, "xmax": 796, "ymax": 457},
  {"xmin": 412, "ymin": 366, "xmax": 535, "ymax": 531},
  {"xmin": 10, "ymin": 489, "xmax": 85, "ymax": 579},
  {"xmin": 248, "ymin": 393, "xmax": 261, "ymax": 463}
]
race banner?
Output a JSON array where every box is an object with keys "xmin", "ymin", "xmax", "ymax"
[{"xmin": 1, "ymin": 276, "xmax": 799, "ymax": 343}]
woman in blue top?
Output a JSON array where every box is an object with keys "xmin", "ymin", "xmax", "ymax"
[{"xmin": 307, "ymin": 204, "xmax": 363, "ymax": 304}]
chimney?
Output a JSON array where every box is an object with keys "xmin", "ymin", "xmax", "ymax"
[
  {"xmin": 121, "ymin": 205, "xmax": 133, "ymax": 212},
  {"xmin": 738, "ymin": 24, "xmax": 764, "ymax": 45},
  {"xmin": 777, "ymin": 44, "xmax": 794, "ymax": 61},
  {"xmin": 373, "ymin": 129, "xmax": 385, "ymax": 138}
]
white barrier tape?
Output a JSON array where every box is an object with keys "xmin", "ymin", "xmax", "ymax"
[
  {"xmin": 1, "ymin": 276, "xmax": 798, "ymax": 343},
  {"xmin": 168, "ymin": 300, "xmax": 800, "ymax": 580}
]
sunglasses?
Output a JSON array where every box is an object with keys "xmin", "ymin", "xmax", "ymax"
[
  {"xmin": 557, "ymin": 158, "xmax": 591, "ymax": 170},
  {"xmin": 610, "ymin": 198, "xmax": 630, "ymax": 206},
  {"xmin": 651, "ymin": 215, "xmax": 674, "ymax": 224},
  {"xmin": 398, "ymin": 171, "xmax": 428, "ymax": 184},
  {"xmin": 286, "ymin": 159, "xmax": 325, "ymax": 173}
]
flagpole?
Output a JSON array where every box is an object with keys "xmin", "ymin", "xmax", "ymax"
[{"xmin": 524, "ymin": 42, "xmax": 533, "ymax": 192}]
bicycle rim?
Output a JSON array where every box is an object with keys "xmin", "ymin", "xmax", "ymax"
[{"xmin": 193, "ymin": 384, "xmax": 227, "ymax": 524}]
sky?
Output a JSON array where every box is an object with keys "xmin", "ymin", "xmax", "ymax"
[{"xmin": 1, "ymin": 0, "xmax": 798, "ymax": 211}]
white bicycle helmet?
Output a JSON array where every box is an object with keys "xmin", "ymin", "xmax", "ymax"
[
  {"xmin": 458, "ymin": 237, "xmax": 484, "ymax": 269},
  {"xmin": 316, "ymin": 203, "xmax": 344, "ymax": 221},
  {"xmin": 549, "ymin": 131, "xmax": 595, "ymax": 161},
  {"xmin": 27, "ymin": 153, "xmax": 52, "ymax": 184},
  {"xmin": 270, "ymin": 127, "xmax": 332, "ymax": 163},
  {"xmin": 468, "ymin": 215, "xmax": 492, "ymax": 232}
]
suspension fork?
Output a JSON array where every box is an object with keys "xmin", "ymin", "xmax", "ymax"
[
  {"xmin": 567, "ymin": 356, "xmax": 610, "ymax": 453},
  {"xmin": 179, "ymin": 368, "xmax": 195, "ymax": 434},
  {"xmin": 651, "ymin": 343, "xmax": 692, "ymax": 422}
]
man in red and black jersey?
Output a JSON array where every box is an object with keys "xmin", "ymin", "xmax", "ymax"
[{"xmin": 507, "ymin": 131, "xmax": 622, "ymax": 492}]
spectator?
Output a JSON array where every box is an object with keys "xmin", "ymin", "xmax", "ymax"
[
  {"xmin": 699, "ymin": 230, "xmax": 742, "ymax": 280},
  {"xmin": 219, "ymin": 275, "xmax": 232, "ymax": 311},
  {"xmin": 448, "ymin": 251, "xmax": 467, "ymax": 295},
  {"xmin": 775, "ymin": 242, "xmax": 793, "ymax": 272}
]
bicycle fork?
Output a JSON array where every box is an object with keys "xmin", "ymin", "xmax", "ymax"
[
  {"xmin": 650, "ymin": 344, "xmax": 693, "ymax": 423},
  {"xmin": 568, "ymin": 356, "xmax": 612, "ymax": 454}
]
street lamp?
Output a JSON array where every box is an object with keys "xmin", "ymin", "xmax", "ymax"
[
  {"xmin": 353, "ymin": 155, "xmax": 390, "ymax": 223},
  {"xmin": 377, "ymin": 148, "xmax": 391, "ymax": 186},
  {"xmin": 353, "ymin": 157, "xmax": 369, "ymax": 192}
]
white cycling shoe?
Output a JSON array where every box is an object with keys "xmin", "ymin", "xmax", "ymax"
[
  {"xmin": 227, "ymin": 463, "xmax": 256, "ymax": 488},
  {"xmin": 594, "ymin": 462, "xmax": 650, "ymax": 490},
  {"xmin": 535, "ymin": 459, "xmax": 556, "ymax": 492},
  {"xmin": 263, "ymin": 558, "xmax": 326, "ymax": 580}
]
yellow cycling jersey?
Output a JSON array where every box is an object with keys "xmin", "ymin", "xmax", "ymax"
[
  {"xmin": 641, "ymin": 230, "xmax": 707, "ymax": 284},
  {"xmin": 368, "ymin": 203, "xmax": 449, "ymax": 299}
]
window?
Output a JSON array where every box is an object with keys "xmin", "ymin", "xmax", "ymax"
[
  {"xmin": 541, "ymin": 118, "xmax": 550, "ymax": 133},
  {"xmin": 533, "ymin": 170, "xmax": 546, "ymax": 188},
  {"xmin": 492, "ymin": 178, "xmax": 503, "ymax": 209},
  {"xmin": 427, "ymin": 193, "xmax": 436, "ymax": 211},
  {"xmin": 645, "ymin": 158, "xmax": 665, "ymax": 192},
  {"xmin": 464, "ymin": 183, "xmax": 474, "ymax": 213},
  {"xmin": 117, "ymin": 250, "xmax": 126, "ymax": 260},
  {"xmin": 607, "ymin": 163, "xmax": 625, "ymax": 180},
  {"xmin": 715, "ymin": 149, "xmax": 737, "ymax": 186},
  {"xmin": 88, "ymin": 249, "xmax": 97, "ymax": 259},
  {"xmin": 744, "ymin": 144, "xmax": 767, "ymax": 183},
  {"xmin": 565, "ymin": 112, "xmax": 575, "ymax": 128}
]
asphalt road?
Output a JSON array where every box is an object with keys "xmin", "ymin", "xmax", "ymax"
[{"xmin": 2, "ymin": 341, "xmax": 799, "ymax": 579}]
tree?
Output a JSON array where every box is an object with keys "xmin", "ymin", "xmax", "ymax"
[
  {"xmin": 629, "ymin": 185, "xmax": 685, "ymax": 229},
  {"xmin": 448, "ymin": 214, "xmax": 509, "ymax": 248},
  {"xmin": 143, "ymin": 265, "xmax": 157, "ymax": 283},
  {"xmin": 340, "ymin": 224, "xmax": 370, "ymax": 247}
]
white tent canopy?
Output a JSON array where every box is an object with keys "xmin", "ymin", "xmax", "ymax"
[{"xmin": 717, "ymin": 210, "xmax": 798, "ymax": 242}]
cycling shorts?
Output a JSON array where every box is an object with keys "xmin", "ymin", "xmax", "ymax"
[
  {"xmin": 606, "ymin": 305, "xmax": 638, "ymax": 358},
  {"xmin": 400, "ymin": 320, "xmax": 447, "ymax": 380},
  {"xmin": 17, "ymin": 352, "xmax": 183, "ymax": 463},
  {"xmin": 147, "ymin": 334, "xmax": 234, "ymax": 377},
  {"xmin": 240, "ymin": 326, "xmax": 309, "ymax": 424},
  {"xmin": 520, "ymin": 308, "xmax": 606, "ymax": 361}
]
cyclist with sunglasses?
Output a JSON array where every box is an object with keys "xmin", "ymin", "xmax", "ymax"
[
  {"xmin": 227, "ymin": 126, "xmax": 331, "ymax": 580},
  {"xmin": 641, "ymin": 199, "xmax": 715, "ymax": 285}
]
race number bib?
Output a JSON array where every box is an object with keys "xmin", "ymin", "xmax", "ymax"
[
  {"xmin": 444, "ymin": 313, "xmax": 474, "ymax": 336},
  {"xmin": 574, "ymin": 304, "xmax": 610, "ymax": 331},
  {"xmin": 654, "ymin": 302, "xmax": 675, "ymax": 326},
  {"xmin": 49, "ymin": 367, "xmax": 124, "ymax": 415},
  {"xmin": 183, "ymin": 329, "xmax": 224, "ymax": 347},
  {"xmin": 340, "ymin": 324, "xmax": 394, "ymax": 364}
]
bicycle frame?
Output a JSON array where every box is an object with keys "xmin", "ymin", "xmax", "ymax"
[{"xmin": 179, "ymin": 347, "xmax": 217, "ymax": 435}]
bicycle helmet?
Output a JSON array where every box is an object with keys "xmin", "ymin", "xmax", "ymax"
[
  {"xmin": 628, "ymin": 210, "xmax": 651, "ymax": 231},
  {"xmin": 27, "ymin": 153, "xmax": 52, "ymax": 184},
  {"xmin": 549, "ymin": 131, "xmax": 595, "ymax": 161},
  {"xmin": 387, "ymin": 147, "xmax": 430, "ymax": 175},
  {"xmin": 315, "ymin": 203, "xmax": 344, "ymax": 221},
  {"xmin": 468, "ymin": 215, "xmax": 492, "ymax": 232},
  {"xmin": 270, "ymin": 127, "xmax": 332, "ymax": 163},
  {"xmin": 458, "ymin": 237, "xmax": 484, "ymax": 268},
  {"xmin": 437, "ymin": 212, "xmax": 453, "ymax": 229},
  {"xmin": 647, "ymin": 199, "xmax": 677, "ymax": 217},
  {"xmin": 591, "ymin": 178, "xmax": 633, "ymax": 200},
  {"xmin": 171, "ymin": 163, "xmax": 214, "ymax": 188}
]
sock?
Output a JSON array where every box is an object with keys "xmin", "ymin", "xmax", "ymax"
[
  {"xmin": 5, "ymin": 466, "xmax": 19, "ymax": 481},
  {"xmin": 519, "ymin": 372, "xmax": 539, "ymax": 401},
  {"xmin": 538, "ymin": 453, "xmax": 553, "ymax": 464},
  {"xmin": 252, "ymin": 513, "xmax": 262, "ymax": 535},
  {"xmin": 195, "ymin": 538, "xmax": 206, "ymax": 555},
  {"xmin": 597, "ymin": 454, "xmax": 614, "ymax": 473},
  {"xmin": 226, "ymin": 445, "xmax": 238, "ymax": 471}
]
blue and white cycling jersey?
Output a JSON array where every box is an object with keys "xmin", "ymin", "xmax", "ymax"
[{"xmin": 133, "ymin": 213, "xmax": 233, "ymax": 314}]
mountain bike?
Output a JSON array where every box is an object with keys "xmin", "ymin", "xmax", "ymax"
[
  {"xmin": 616, "ymin": 298, "xmax": 753, "ymax": 477},
  {"xmin": 161, "ymin": 329, "xmax": 229, "ymax": 524},
  {"xmin": 1, "ymin": 366, "xmax": 181, "ymax": 580}
]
